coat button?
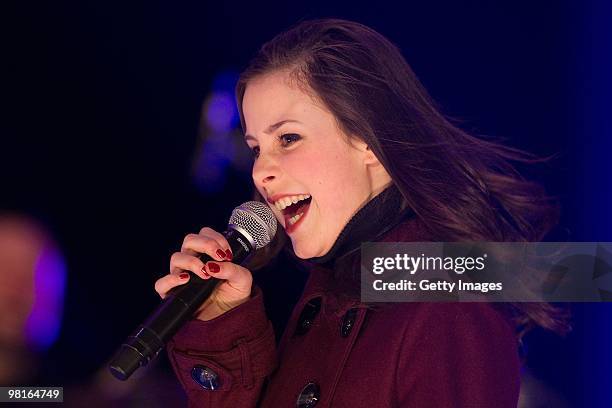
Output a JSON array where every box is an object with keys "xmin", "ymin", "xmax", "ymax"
[
  {"xmin": 340, "ymin": 308, "xmax": 358, "ymax": 338},
  {"xmin": 296, "ymin": 382, "xmax": 320, "ymax": 408},
  {"xmin": 294, "ymin": 297, "xmax": 322, "ymax": 336},
  {"xmin": 191, "ymin": 365, "xmax": 221, "ymax": 390}
]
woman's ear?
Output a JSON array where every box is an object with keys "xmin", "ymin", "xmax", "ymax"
[
  {"xmin": 361, "ymin": 142, "xmax": 393, "ymax": 191},
  {"xmin": 349, "ymin": 137, "xmax": 383, "ymax": 166},
  {"xmin": 363, "ymin": 144, "xmax": 383, "ymax": 166}
]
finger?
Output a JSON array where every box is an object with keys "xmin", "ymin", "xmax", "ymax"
[
  {"xmin": 154, "ymin": 272, "xmax": 191, "ymax": 299},
  {"xmin": 181, "ymin": 233, "xmax": 229, "ymax": 261},
  {"xmin": 203, "ymin": 261, "xmax": 252, "ymax": 290},
  {"xmin": 181, "ymin": 247, "xmax": 198, "ymax": 256},
  {"xmin": 199, "ymin": 227, "xmax": 234, "ymax": 261},
  {"xmin": 170, "ymin": 252, "xmax": 210, "ymax": 280}
]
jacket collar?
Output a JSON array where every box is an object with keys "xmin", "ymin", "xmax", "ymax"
[
  {"xmin": 305, "ymin": 183, "xmax": 415, "ymax": 268},
  {"xmin": 294, "ymin": 184, "xmax": 431, "ymax": 316}
]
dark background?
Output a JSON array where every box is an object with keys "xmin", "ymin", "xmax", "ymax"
[{"xmin": 3, "ymin": 0, "xmax": 611, "ymax": 406}]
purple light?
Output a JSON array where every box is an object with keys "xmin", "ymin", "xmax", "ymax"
[
  {"xmin": 205, "ymin": 92, "xmax": 237, "ymax": 133},
  {"xmin": 193, "ymin": 70, "xmax": 245, "ymax": 193},
  {"xmin": 24, "ymin": 243, "xmax": 66, "ymax": 351}
]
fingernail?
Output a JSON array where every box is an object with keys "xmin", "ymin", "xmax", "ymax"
[
  {"xmin": 215, "ymin": 249, "xmax": 226, "ymax": 260},
  {"xmin": 207, "ymin": 262, "xmax": 220, "ymax": 273},
  {"xmin": 179, "ymin": 272, "xmax": 189, "ymax": 280},
  {"xmin": 225, "ymin": 249, "xmax": 233, "ymax": 261}
]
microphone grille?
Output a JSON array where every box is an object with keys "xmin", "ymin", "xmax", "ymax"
[{"xmin": 229, "ymin": 201, "xmax": 278, "ymax": 249}]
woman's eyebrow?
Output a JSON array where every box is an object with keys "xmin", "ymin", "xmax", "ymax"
[
  {"xmin": 265, "ymin": 119, "xmax": 301, "ymax": 133},
  {"xmin": 244, "ymin": 119, "xmax": 302, "ymax": 141}
]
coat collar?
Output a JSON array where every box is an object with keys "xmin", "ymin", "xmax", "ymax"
[
  {"xmin": 295, "ymin": 186, "xmax": 432, "ymax": 318},
  {"xmin": 305, "ymin": 183, "xmax": 415, "ymax": 268}
]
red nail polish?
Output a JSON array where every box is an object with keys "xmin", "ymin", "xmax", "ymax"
[
  {"xmin": 225, "ymin": 249, "xmax": 233, "ymax": 261},
  {"xmin": 200, "ymin": 266, "xmax": 210, "ymax": 278},
  {"xmin": 179, "ymin": 272, "xmax": 189, "ymax": 280},
  {"xmin": 216, "ymin": 249, "xmax": 226, "ymax": 259},
  {"xmin": 207, "ymin": 262, "xmax": 220, "ymax": 273}
]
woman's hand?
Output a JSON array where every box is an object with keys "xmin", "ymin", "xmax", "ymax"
[{"xmin": 154, "ymin": 227, "xmax": 254, "ymax": 321}]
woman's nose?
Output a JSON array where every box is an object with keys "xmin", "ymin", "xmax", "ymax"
[{"xmin": 252, "ymin": 154, "xmax": 278, "ymax": 187}]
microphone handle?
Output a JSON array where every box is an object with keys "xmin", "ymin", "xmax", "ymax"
[{"xmin": 109, "ymin": 228, "xmax": 254, "ymax": 381}]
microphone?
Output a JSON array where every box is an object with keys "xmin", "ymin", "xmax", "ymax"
[{"xmin": 108, "ymin": 201, "xmax": 277, "ymax": 381}]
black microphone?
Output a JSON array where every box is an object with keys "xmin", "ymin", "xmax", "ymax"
[{"xmin": 108, "ymin": 201, "xmax": 277, "ymax": 381}]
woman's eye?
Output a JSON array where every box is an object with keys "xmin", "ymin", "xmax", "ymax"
[{"xmin": 279, "ymin": 133, "xmax": 301, "ymax": 146}]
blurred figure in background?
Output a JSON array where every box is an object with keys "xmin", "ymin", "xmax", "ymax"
[
  {"xmin": 0, "ymin": 213, "xmax": 185, "ymax": 405},
  {"xmin": 0, "ymin": 213, "xmax": 64, "ymax": 386}
]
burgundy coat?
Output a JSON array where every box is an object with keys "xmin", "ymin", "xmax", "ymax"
[{"xmin": 167, "ymin": 215, "xmax": 520, "ymax": 407}]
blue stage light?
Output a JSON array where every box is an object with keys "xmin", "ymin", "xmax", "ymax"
[{"xmin": 25, "ymin": 243, "xmax": 66, "ymax": 351}]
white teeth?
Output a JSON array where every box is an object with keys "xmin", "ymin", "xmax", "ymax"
[
  {"xmin": 288, "ymin": 212, "xmax": 304, "ymax": 225},
  {"xmin": 274, "ymin": 194, "xmax": 311, "ymax": 211}
]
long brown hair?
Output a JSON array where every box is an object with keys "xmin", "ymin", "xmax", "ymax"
[{"xmin": 236, "ymin": 18, "xmax": 569, "ymax": 335}]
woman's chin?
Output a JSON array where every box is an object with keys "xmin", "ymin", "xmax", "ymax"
[
  {"xmin": 291, "ymin": 241, "xmax": 323, "ymax": 259},
  {"xmin": 292, "ymin": 246, "xmax": 313, "ymax": 259}
]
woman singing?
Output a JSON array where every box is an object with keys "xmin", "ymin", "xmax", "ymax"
[{"xmin": 154, "ymin": 19, "xmax": 565, "ymax": 407}]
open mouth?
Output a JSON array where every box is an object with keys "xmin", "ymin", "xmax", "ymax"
[{"xmin": 278, "ymin": 195, "xmax": 312, "ymax": 231}]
